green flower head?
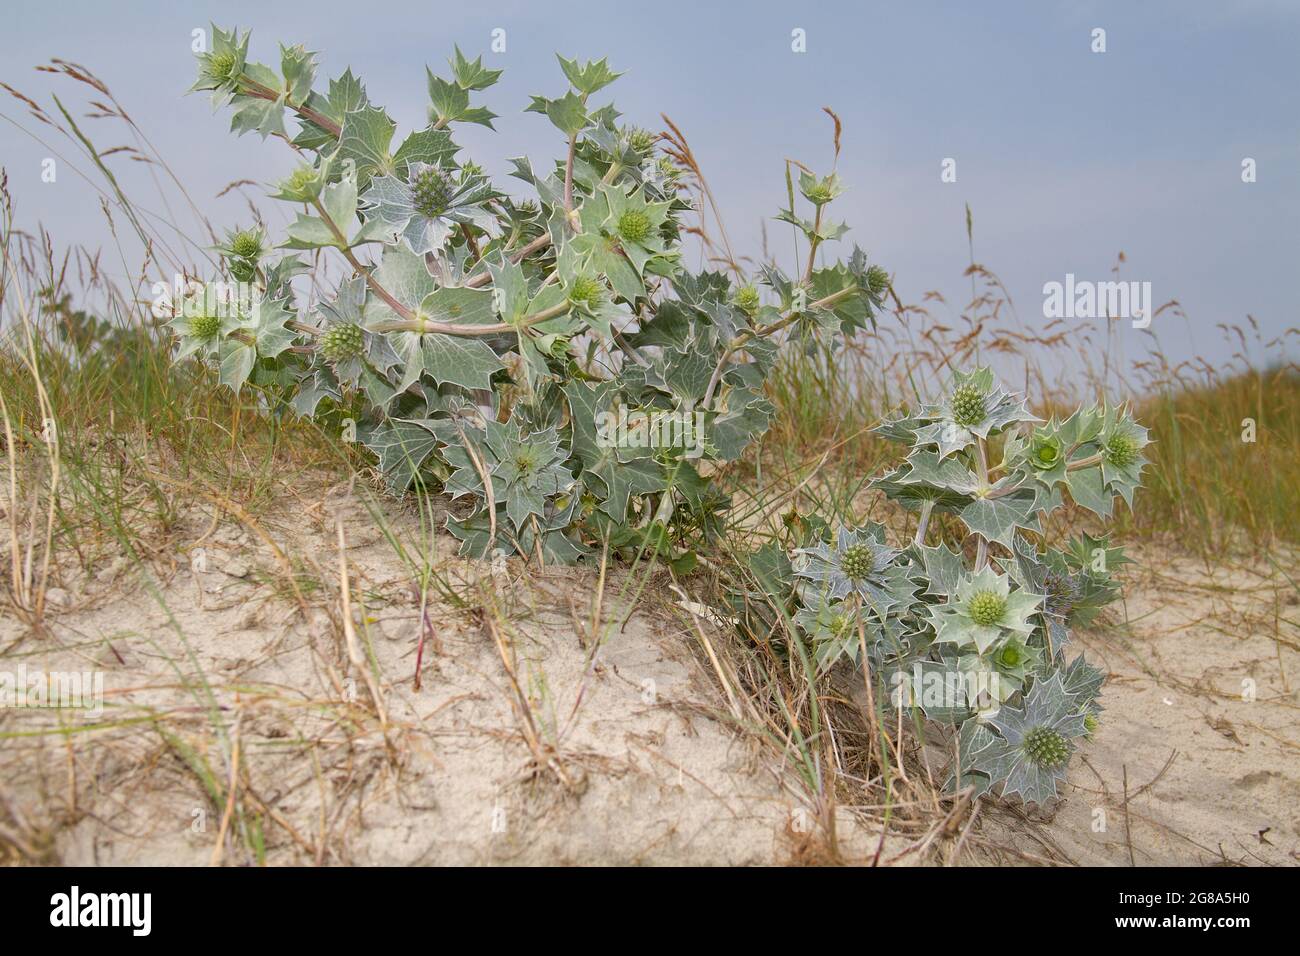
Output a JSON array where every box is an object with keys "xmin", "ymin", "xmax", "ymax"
[
  {"xmin": 840, "ymin": 543, "xmax": 876, "ymax": 581},
  {"xmin": 166, "ymin": 281, "xmax": 244, "ymax": 361},
  {"xmin": 1022, "ymin": 726, "xmax": 1070, "ymax": 769},
  {"xmin": 968, "ymin": 590, "xmax": 1006, "ymax": 626},
  {"xmin": 477, "ymin": 421, "xmax": 575, "ymax": 534},
  {"xmin": 627, "ymin": 127, "xmax": 658, "ymax": 154},
  {"xmin": 275, "ymin": 162, "xmax": 326, "ymax": 202},
  {"xmin": 1029, "ymin": 432, "xmax": 1063, "ymax": 470},
  {"xmin": 950, "ymin": 381, "xmax": 986, "ymax": 428},
  {"xmin": 794, "ymin": 525, "xmax": 914, "ymax": 617},
  {"xmin": 966, "ymin": 672, "xmax": 1090, "ymax": 806},
  {"xmin": 929, "ymin": 566, "xmax": 1042, "ymax": 654},
  {"xmin": 412, "ymin": 166, "xmax": 453, "ymax": 218},
  {"xmin": 617, "ymin": 209, "xmax": 651, "ymax": 245},
  {"xmin": 987, "ymin": 633, "xmax": 1041, "ymax": 697},
  {"xmin": 909, "ymin": 368, "xmax": 1040, "ymax": 459},
  {"xmin": 732, "ymin": 285, "xmax": 761, "ymax": 316},
  {"xmin": 1097, "ymin": 404, "xmax": 1149, "ymax": 477},
  {"xmin": 1104, "ymin": 432, "xmax": 1138, "ymax": 468},
  {"xmin": 191, "ymin": 25, "xmax": 249, "ymax": 96},
  {"xmin": 793, "ymin": 590, "xmax": 884, "ymax": 673},
  {"xmin": 190, "ymin": 313, "xmax": 222, "ymax": 341},
  {"xmin": 568, "ymin": 275, "xmax": 604, "ymax": 309},
  {"xmin": 209, "ymin": 51, "xmax": 238, "ymax": 82},
  {"xmin": 320, "ymin": 323, "xmax": 364, "ymax": 363},
  {"xmin": 798, "ymin": 171, "xmax": 843, "ymax": 207},
  {"xmin": 229, "ymin": 229, "xmax": 262, "ymax": 261},
  {"xmin": 361, "ymin": 161, "xmax": 496, "ymax": 256},
  {"xmin": 865, "ymin": 264, "xmax": 890, "ymax": 298}
]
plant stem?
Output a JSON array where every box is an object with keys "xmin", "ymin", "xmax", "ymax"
[
  {"xmin": 367, "ymin": 299, "xmax": 571, "ymax": 335},
  {"xmin": 974, "ymin": 438, "xmax": 991, "ymax": 570},
  {"xmin": 701, "ymin": 285, "xmax": 859, "ymax": 409},
  {"xmin": 914, "ymin": 500, "xmax": 934, "ymax": 547},
  {"xmin": 563, "ymin": 133, "xmax": 577, "ymax": 219},
  {"xmin": 464, "ymin": 234, "xmax": 553, "ymax": 289},
  {"xmin": 237, "ymin": 75, "xmax": 341, "ymax": 139},
  {"xmin": 802, "ymin": 204, "xmax": 824, "ymax": 282}
]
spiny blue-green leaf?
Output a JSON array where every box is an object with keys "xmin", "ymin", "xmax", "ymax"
[
  {"xmin": 335, "ymin": 105, "xmax": 395, "ymax": 186},
  {"xmin": 958, "ymin": 487, "xmax": 1043, "ymax": 549},
  {"xmin": 363, "ymin": 418, "xmax": 441, "ymax": 493},
  {"xmin": 393, "ymin": 127, "xmax": 459, "ymax": 173},
  {"xmin": 450, "ymin": 45, "xmax": 503, "ymax": 91},
  {"xmin": 426, "ymin": 69, "xmax": 497, "ymax": 128},
  {"xmin": 556, "ymin": 55, "xmax": 623, "ymax": 95}
]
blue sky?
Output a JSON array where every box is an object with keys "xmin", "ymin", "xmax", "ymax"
[{"xmin": 2, "ymin": 0, "xmax": 1296, "ymax": 373}]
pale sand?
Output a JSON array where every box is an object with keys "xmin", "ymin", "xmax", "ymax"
[{"xmin": 2, "ymin": 487, "xmax": 1295, "ymax": 866}]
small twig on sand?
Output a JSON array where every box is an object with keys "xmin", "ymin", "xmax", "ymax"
[{"xmin": 336, "ymin": 520, "xmax": 388, "ymax": 728}]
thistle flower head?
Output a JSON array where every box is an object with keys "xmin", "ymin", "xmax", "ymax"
[
  {"xmin": 190, "ymin": 313, "xmax": 222, "ymax": 340},
  {"xmin": 793, "ymin": 524, "xmax": 909, "ymax": 612},
  {"xmin": 412, "ymin": 167, "xmax": 453, "ymax": 218},
  {"xmin": 568, "ymin": 275, "xmax": 603, "ymax": 309},
  {"xmin": 617, "ymin": 209, "xmax": 651, "ymax": 244},
  {"xmin": 1083, "ymin": 713, "xmax": 1099, "ymax": 737},
  {"xmin": 627, "ymin": 127, "xmax": 657, "ymax": 153},
  {"xmin": 866, "ymin": 264, "xmax": 889, "ymax": 297},
  {"xmin": 950, "ymin": 381, "xmax": 987, "ymax": 427},
  {"xmin": 1022, "ymin": 726, "xmax": 1070, "ymax": 769},
  {"xmin": 210, "ymin": 51, "xmax": 238, "ymax": 82},
  {"xmin": 840, "ymin": 543, "xmax": 875, "ymax": 581},
  {"xmin": 277, "ymin": 164, "xmax": 324, "ymax": 201},
  {"xmin": 230, "ymin": 229, "xmax": 262, "ymax": 260},
  {"xmin": 1042, "ymin": 568, "xmax": 1079, "ymax": 618},
  {"xmin": 967, "ymin": 673, "xmax": 1090, "ymax": 806},
  {"xmin": 286, "ymin": 165, "xmax": 315, "ymax": 192},
  {"xmin": 800, "ymin": 173, "xmax": 842, "ymax": 206},
  {"xmin": 932, "ymin": 567, "xmax": 1042, "ymax": 655},
  {"xmin": 732, "ymin": 285, "xmax": 761, "ymax": 315},
  {"xmin": 1105, "ymin": 432, "xmax": 1138, "ymax": 468},
  {"xmin": 1029, "ymin": 432, "xmax": 1062, "ymax": 469},
  {"xmin": 995, "ymin": 641, "xmax": 1023, "ymax": 670},
  {"xmin": 967, "ymin": 590, "xmax": 1006, "ymax": 626},
  {"xmin": 320, "ymin": 323, "xmax": 364, "ymax": 363}
]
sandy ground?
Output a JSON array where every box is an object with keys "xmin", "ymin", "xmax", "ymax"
[
  {"xmin": 1, "ymin": 487, "xmax": 891, "ymax": 865},
  {"xmin": 985, "ymin": 552, "xmax": 1300, "ymax": 866},
  {"xmin": 2, "ymin": 484, "xmax": 1296, "ymax": 866}
]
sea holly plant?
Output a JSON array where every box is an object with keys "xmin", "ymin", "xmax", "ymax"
[
  {"xmin": 174, "ymin": 26, "xmax": 888, "ymax": 565},
  {"xmin": 757, "ymin": 367, "xmax": 1148, "ymax": 807}
]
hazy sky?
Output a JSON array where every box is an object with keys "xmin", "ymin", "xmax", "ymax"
[{"xmin": 2, "ymin": 0, "xmax": 1296, "ymax": 374}]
